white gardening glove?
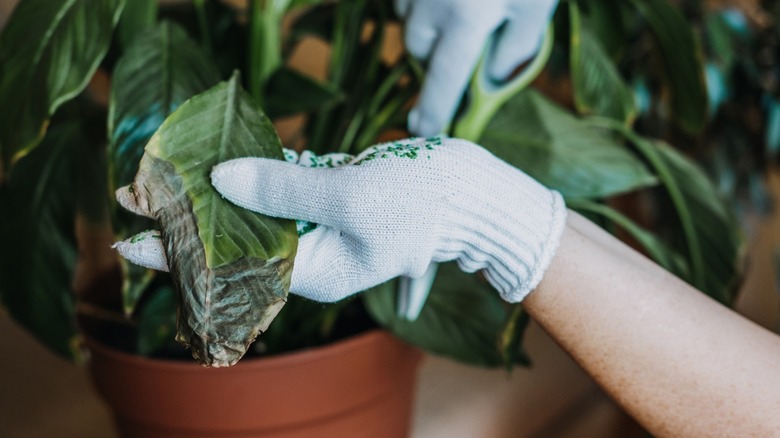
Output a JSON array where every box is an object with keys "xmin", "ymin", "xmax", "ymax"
[
  {"xmin": 397, "ymin": 0, "xmax": 559, "ymax": 136},
  {"xmin": 117, "ymin": 137, "xmax": 566, "ymax": 303},
  {"xmin": 115, "ymin": 146, "xmax": 429, "ymax": 318},
  {"xmin": 113, "ymin": 148, "xmax": 353, "ymax": 271}
]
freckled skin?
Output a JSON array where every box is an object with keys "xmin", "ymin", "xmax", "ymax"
[{"xmin": 524, "ymin": 212, "xmax": 780, "ymax": 436}]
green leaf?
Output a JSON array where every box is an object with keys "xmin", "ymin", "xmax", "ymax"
[
  {"xmin": 363, "ymin": 263, "xmax": 514, "ymax": 368},
  {"xmin": 576, "ymin": 0, "xmax": 627, "ymax": 59},
  {"xmin": 290, "ymin": 0, "xmax": 324, "ymax": 10},
  {"xmin": 0, "ymin": 123, "xmax": 81, "ymax": 360},
  {"xmin": 156, "ymin": 0, "xmax": 245, "ymax": 78},
  {"xmin": 74, "ymin": 115, "xmax": 112, "ymax": 225},
  {"xmin": 568, "ymin": 199, "xmax": 689, "ymax": 279},
  {"xmin": 109, "ymin": 22, "xmax": 220, "ymax": 315},
  {"xmin": 591, "ymin": 118, "xmax": 743, "ymax": 303},
  {"xmin": 288, "ymin": 2, "xmax": 334, "ymax": 44},
  {"xmin": 137, "ymin": 286, "xmax": 177, "ymax": 356},
  {"xmin": 248, "ymin": 0, "xmax": 287, "ymax": 105},
  {"xmin": 307, "ymin": 0, "xmax": 388, "ymax": 152},
  {"xmin": 120, "ymin": 260, "xmax": 155, "ymax": 316},
  {"xmin": 650, "ymin": 140, "xmax": 742, "ymax": 303},
  {"xmin": 498, "ymin": 304, "xmax": 532, "ymax": 370},
  {"xmin": 264, "ymin": 67, "xmax": 344, "ymax": 118},
  {"xmin": 130, "ymin": 72, "xmax": 298, "ymax": 367},
  {"xmin": 570, "ymin": 2, "xmax": 636, "ymax": 124},
  {"xmin": 0, "ymin": 0, "xmax": 124, "ymax": 174},
  {"xmin": 629, "ymin": 0, "xmax": 708, "ymax": 134},
  {"xmin": 704, "ymin": 13, "xmax": 737, "ymax": 73},
  {"xmin": 109, "ymin": 20, "xmax": 220, "ymax": 191},
  {"xmin": 480, "ymin": 90, "xmax": 657, "ymax": 199},
  {"xmin": 115, "ymin": 0, "xmax": 157, "ymax": 49}
]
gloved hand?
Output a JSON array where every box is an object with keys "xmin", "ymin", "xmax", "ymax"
[
  {"xmin": 397, "ymin": 0, "xmax": 558, "ymax": 136},
  {"xmin": 115, "ymin": 137, "xmax": 566, "ymax": 304},
  {"xmin": 113, "ymin": 148, "xmax": 352, "ymax": 270}
]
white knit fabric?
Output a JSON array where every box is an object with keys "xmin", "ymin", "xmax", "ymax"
[
  {"xmin": 396, "ymin": 0, "xmax": 559, "ymax": 135},
  {"xmin": 115, "ymin": 137, "xmax": 566, "ymax": 303},
  {"xmin": 112, "ymin": 230, "xmax": 168, "ymax": 272},
  {"xmin": 213, "ymin": 137, "xmax": 565, "ymax": 302},
  {"xmin": 112, "ymin": 148, "xmax": 349, "ymax": 270}
]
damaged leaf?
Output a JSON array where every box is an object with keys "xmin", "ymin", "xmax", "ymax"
[{"xmin": 122, "ymin": 73, "xmax": 298, "ymax": 367}]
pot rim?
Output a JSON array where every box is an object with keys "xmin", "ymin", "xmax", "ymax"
[{"xmin": 84, "ymin": 329, "xmax": 410, "ymax": 372}]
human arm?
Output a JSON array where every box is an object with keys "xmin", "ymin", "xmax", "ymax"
[{"xmin": 525, "ymin": 211, "xmax": 780, "ymax": 436}]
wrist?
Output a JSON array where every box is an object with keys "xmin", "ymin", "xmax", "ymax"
[
  {"xmin": 433, "ymin": 143, "xmax": 567, "ymax": 302},
  {"xmin": 476, "ymin": 188, "xmax": 566, "ymax": 303}
]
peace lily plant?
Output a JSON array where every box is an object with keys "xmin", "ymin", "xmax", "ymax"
[{"xmin": 0, "ymin": 0, "xmax": 756, "ymax": 369}]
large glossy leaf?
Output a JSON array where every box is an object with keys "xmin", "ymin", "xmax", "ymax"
[
  {"xmin": 480, "ymin": 90, "xmax": 657, "ymax": 199},
  {"xmin": 128, "ymin": 73, "xmax": 298, "ymax": 367},
  {"xmin": 364, "ymin": 263, "xmax": 525, "ymax": 368},
  {"xmin": 290, "ymin": 0, "xmax": 324, "ymax": 10},
  {"xmin": 650, "ymin": 140, "xmax": 742, "ymax": 303},
  {"xmin": 115, "ymin": 0, "xmax": 157, "ymax": 49},
  {"xmin": 109, "ymin": 21, "xmax": 220, "ymax": 191},
  {"xmin": 109, "ymin": 21, "xmax": 220, "ymax": 316},
  {"xmin": 592, "ymin": 119, "xmax": 743, "ymax": 303},
  {"xmin": 568, "ymin": 199, "xmax": 689, "ymax": 279},
  {"xmin": 576, "ymin": 0, "xmax": 627, "ymax": 59},
  {"xmin": 629, "ymin": 0, "xmax": 708, "ymax": 134},
  {"xmin": 264, "ymin": 67, "xmax": 344, "ymax": 118},
  {"xmin": 137, "ymin": 285, "xmax": 177, "ymax": 356},
  {"xmin": 704, "ymin": 13, "xmax": 738, "ymax": 74},
  {"xmin": 570, "ymin": 2, "xmax": 636, "ymax": 124},
  {"xmin": 497, "ymin": 304, "xmax": 532, "ymax": 370},
  {"xmin": 119, "ymin": 260, "xmax": 155, "ymax": 316},
  {"xmin": 0, "ymin": 123, "xmax": 81, "ymax": 359},
  {"xmin": 0, "ymin": 0, "xmax": 124, "ymax": 174},
  {"xmin": 288, "ymin": 2, "xmax": 334, "ymax": 44}
]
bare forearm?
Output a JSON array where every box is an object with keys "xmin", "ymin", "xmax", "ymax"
[{"xmin": 524, "ymin": 211, "xmax": 780, "ymax": 436}]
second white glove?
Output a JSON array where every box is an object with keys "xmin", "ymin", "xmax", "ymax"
[{"xmin": 397, "ymin": 0, "xmax": 559, "ymax": 135}]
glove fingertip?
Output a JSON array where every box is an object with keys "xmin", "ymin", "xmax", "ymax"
[
  {"xmin": 113, "ymin": 230, "xmax": 170, "ymax": 272},
  {"xmin": 116, "ymin": 184, "xmax": 154, "ymax": 218},
  {"xmin": 210, "ymin": 158, "xmax": 272, "ymax": 212},
  {"xmin": 408, "ymin": 106, "xmax": 443, "ymax": 137},
  {"xmin": 212, "ymin": 158, "xmax": 350, "ymax": 227}
]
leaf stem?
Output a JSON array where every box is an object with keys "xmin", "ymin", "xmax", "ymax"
[
  {"xmin": 588, "ymin": 117, "xmax": 706, "ymax": 290},
  {"xmin": 248, "ymin": 0, "xmax": 289, "ymax": 106},
  {"xmin": 498, "ymin": 304, "xmax": 530, "ymax": 371},
  {"xmin": 193, "ymin": 0, "xmax": 213, "ymax": 54},
  {"xmin": 567, "ymin": 198, "xmax": 688, "ymax": 276},
  {"xmin": 453, "ymin": 24, "xmax": 554, "ymax": 142},
  {"xmin": 339, "ymin": 61, "xmax": 405, "ymax": 154}
]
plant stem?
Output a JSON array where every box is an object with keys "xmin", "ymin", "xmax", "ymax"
[
  {"xmin": 248, "ymin": 0, "xmax": 289, "ymax": 106},
  {"xmin": 453, "ymin": 25, "xmax": 554, "ymax": 142},
  {"xmin": 567, "ymin": 198, "xmax": 686, "ymax": 276},
  {"xmin": 338, "ymin": 64, "xmax": 404, "ymax": 153},
  {"xmin": 308, "ymin": 0, "xmax": 370, "ymax": 152},
  {"xmin": 355, "ymin": 86, "xmax": 416, "ymax": 151},
  {"xmin": 498, "ymin": 304, "xmax": 529, "ymax": 370},
  {"xmin": 588, "ymin": 117, "xmax": 706, "ymax": 290},
  {"xmin": 193, "ymin": 0, "xmax": 213, "ymax": 54}
]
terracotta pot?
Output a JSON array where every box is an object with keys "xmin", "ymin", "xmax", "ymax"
[{"xmin": 87, "ymin": 330, "xmax": 422, "ymax": 437}]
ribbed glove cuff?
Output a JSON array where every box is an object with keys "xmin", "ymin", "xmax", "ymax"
[{"xmin": 432, "ymin": 143, "xmax": 567, "ymax": 303}]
